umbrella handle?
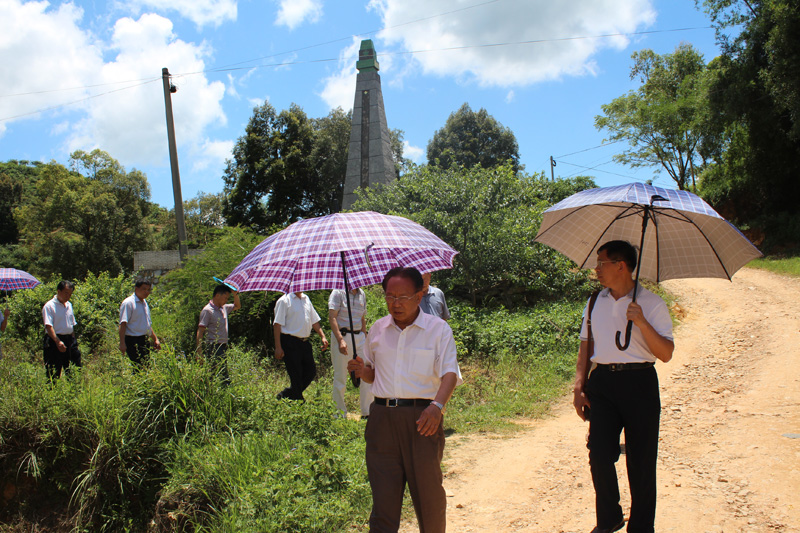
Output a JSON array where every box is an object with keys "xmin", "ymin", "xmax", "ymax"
[{"xmin": 615, "ymin": 321, "xmax": 633, "ymax": 350}]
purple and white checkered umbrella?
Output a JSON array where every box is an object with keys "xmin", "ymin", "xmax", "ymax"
[
  {"xmin": 225, "ymin": 211, "xmax": 458, "ymax": 294},
  {"xmin": 0, "ymin": 268, "xmax": 41, "ymax": 291},
  {"xmin": 534, "ymin": 183, "xmax": 761, "ymax": 349}
]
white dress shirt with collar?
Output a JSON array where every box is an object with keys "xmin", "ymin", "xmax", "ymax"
[
  {"xmin": 579, "ymin": 284, "xmax": 673, "ymax": 364},
  {"xmin": 42, "ymin": 295, "xmax": 77, "ymax": 335},
  {"xmin": 273, "ymin": 293, "xmax": 321, "ymax": 338},
  {"xmin": 364, "ymin": 310, "xmax": 462, "ymax": 399}
]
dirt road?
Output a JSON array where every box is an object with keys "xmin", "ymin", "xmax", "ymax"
[{"xmin": 404, "ymin": 267, "xmax": 800, "ymax": 532}]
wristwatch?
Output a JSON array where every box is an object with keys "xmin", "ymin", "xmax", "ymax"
[{"xmin": 430, "ymin": 400, "xmax": 445, "ymax": 413}]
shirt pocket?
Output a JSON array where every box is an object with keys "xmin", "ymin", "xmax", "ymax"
[{"xmin": 410, "ymin": 349, "xmax": 436, "ymax": 379}]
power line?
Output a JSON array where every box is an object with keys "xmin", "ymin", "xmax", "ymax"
[
  {"xmin": 0, "ymin": 77, "xmax": 161, "ymax": 99},
  {"xmin": 555, "ymin": 140, "xmax": 622, "ymax": 159},
  {"xmin": 557, "ymin": 159, "xmax": 650, "ymax": 182},
  {"xmin": 0, "ymin": 79, "xmax": 160, "ymax": 123},
  {"xmin": 206, "ymin": 0, "xmax": 505, "ymax": 73}
]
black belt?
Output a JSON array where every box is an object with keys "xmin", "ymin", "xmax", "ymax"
[
  {"xmin": 281, "ymin": 333, "xmax": 309, "ymax": 341},
  {"xmin": 340, "ymin": 328, "xmax": 363, "ymax": 335},
  {"xmin": 597, "ymin": 362, "xmax": 654, "ymax": 372},
  {"xmin": 125, "ymin": 335, "xmax": 147, "ymax": 339},
  {"xmin": 374, "ymin": 397, "xmax": 432, "ymax": 407}
]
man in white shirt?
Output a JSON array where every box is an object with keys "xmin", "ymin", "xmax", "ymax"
[
  {"xmin": 573, "ymin": 241, "xmax": 674, "ymax": 533},
  {"xmin": 118, "ymin": 278, "xmax": 161, "ymax": 367},
  {"xmin": 329, "ymin": 287, "xmax": 373, "ymax": 418},
  {"xmin": 42, "ymin": 280, "xmax": 81, "ymax": 381},
  {"xmin": 273, "ymin": 292, "xmax": 328, "ymax": 401},
  {"xmin": 348, "ymin": 267, "xmax": 462, "ymax": 533}
]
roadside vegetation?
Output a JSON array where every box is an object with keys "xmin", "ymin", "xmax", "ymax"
[
  {"xmin": 0, "ymin": 168, "xmax": 594, "ymax": 531},
  {"xmin": 747, "ymin": 254, "xmax": 800, "ymax": 278}
]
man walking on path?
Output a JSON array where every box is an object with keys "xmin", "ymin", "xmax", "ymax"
[
  {"xmin": 573, "ymin": 240, "xmax": 674, "ymax": 533},
  {"xmin": 329, "ymin": 287, "xmax": 373, "ymax": 418},
  {"xmin": 348, "ymin": 267, "xmax": 462, "ymax": 533},
  {"xmin": 119, "ymin": 278, "xmax": 161, "ymax": 367},
  {"xmin": 420, "ymin": 272, "xmax": 450, "ymax": 321},
  {"xmin": 196, "ymin": 284, "xmax": 241, "ymax": 385},
  {"xmin": 273, "ymin": 292, "xmax": 328, "ymax": 401},
  {"xmin": 42, "ymin": 280, "xmax": 81, "ymax": 381}
]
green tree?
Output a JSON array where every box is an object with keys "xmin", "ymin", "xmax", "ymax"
[
  {"xmin": 427, "ymin": 103, "xmax": 521, "ymax": 173},
  {"xmin": 0, "ymin": 160, "xmax": 43, "ymax": 246},
  {"xmin": 595, "ymin": 45, "xmax": 711, "ymax": 191},
  {"xmin": 14, "ymin": 151, "xmax": 153, "ymax": 278},
  {"xmin": 353, "ymin": 164, "xmax": 593, "ymax": 306},
  {"xmin": 152, "ymin": 191, "xmax": 226, "ymax": 250},
  {"xmin": 697, "ymin": 0, "xmax": 800, "ymax": 235}
]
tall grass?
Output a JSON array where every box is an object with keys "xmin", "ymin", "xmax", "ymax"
[{"xmin": 1, "ymin": 285, "xmax": 587, "ymax": 531}]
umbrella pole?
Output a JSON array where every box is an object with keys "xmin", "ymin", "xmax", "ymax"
[
  {"xmin": 340, "ymin": 252, "xmax": 361, "ymax": 387},
  {"xmin": 615, "ymin": 205, "xmax": 650, "ymax": 351}
]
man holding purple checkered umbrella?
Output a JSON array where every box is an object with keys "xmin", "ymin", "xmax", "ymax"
[{"xmin": 225, "ymin": 212, "xmax": 461, "ymax": 530}]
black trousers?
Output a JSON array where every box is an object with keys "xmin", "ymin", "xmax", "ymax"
[
  {"xmin": 277, "ymin": 333, "xmax": 315, "ymax": 400},
  {"xmin": 586, "ymin": 365, "xmax": 661, "ymax": 533},
  {"xmin": 43, "ymin": 334, "xmax": 81, "ymax": 381},
  {"xmin": 204, "ymin": 342, "xmax": 230, "ymax": 386},
  {"xmin": 125, "ymin": 335, "xmax": 149, "ymax": 367}
]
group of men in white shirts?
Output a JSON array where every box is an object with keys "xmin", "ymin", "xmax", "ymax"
[{"xmin": 33, "ymin": 239, "xmax": 671, "ymax": 533}]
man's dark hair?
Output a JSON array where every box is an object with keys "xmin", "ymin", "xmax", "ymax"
[
  {"xmin": 213, "ymin": 284, "xmax": 232, "ymax": 297},
  {"xmin": 57, "ymin": 280, "xmax": 75, "ymax": 292},
  {"xmin": 382, "ymin": 267, "xmax": 424, "ymax": 292},
  {"xmin": 598, "ymin": 240, "xmax": 637, "ymax": 272},
  {"xmin": 134, "ymin": 277, "xmax": 153, "ymax": 288}
]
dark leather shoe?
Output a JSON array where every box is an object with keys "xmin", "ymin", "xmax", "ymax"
[{"xmin": 590, "ymin": 519, "xmax": 625, "ymax": 533}]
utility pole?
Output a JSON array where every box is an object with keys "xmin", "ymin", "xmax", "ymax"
[
  {"xmin": 550, "ymin": 156, "xmax": 556, "ymax": 181},
  {"xmin": 161, "ymin": 67, "xmax": 189, "ymax": 262}
]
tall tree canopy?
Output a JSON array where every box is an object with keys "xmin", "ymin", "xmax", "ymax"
[
  {"xmin": 13, "ymin": 150, "xmax": 152, "ymax": 278},
  {"xmin": 427, "ymin": 103, "xmax": 521, "ymax": 173},
  {"xmin": 595, "ymin": 45, "xmax": 711, "ymax": 191},
  {"xmin": 223, "ymin": 103, "xmax": 406, "ymax": 232},
  {"xmin": 697, "ymin": 0, "xmax": 800, "ymax": 230},
  {"xmin": 353, "ymin": 164, "xmax": 593, "ymax": 306}
]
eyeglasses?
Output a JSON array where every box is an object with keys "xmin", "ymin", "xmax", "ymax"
[
  {"xmin": 595, "ymin": 260, "xmax": 620, "ymax": 269},
  {"xmin": 384, "ymin": 294, "xmax": 417, "ymax": 304}
]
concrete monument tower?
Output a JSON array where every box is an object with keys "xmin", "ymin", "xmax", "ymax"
[{"xmin": 341, "ymin": 40, "xmax": 397, "ymax": 210}]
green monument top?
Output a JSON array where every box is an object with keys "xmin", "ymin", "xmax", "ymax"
[{"xmin": 356, "ymin": 39, "xmax": 380, "ymax": 72}]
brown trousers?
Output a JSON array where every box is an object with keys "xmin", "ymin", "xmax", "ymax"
[{"xmin": 365, "ymin": 403, "xmax": 446, "ymax": 533}]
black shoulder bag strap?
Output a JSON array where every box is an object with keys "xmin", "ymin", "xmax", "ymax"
[{"xmin": 582, "ymin": 289, "xmax": 601, "ymax": 386}]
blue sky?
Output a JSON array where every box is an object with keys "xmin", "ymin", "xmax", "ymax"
[{"xmin": 0, "ymin": 0, "xmax": 720, "ymax": 208}]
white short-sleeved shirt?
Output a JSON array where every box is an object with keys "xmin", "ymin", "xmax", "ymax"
[
  {"xmin": 273, "ymin": 293, "xmax": 321, "ymax": 338},
  {"xmin": 199, "ymin": 301, "xmax": 235, "ymax": 343},
  {"xmin": 42, "ymin": 295, "xmax": 77, "ymax": 335},
  {"xmin": 119, "ymin": 293, "xmax": 152, "ymax": 337},
  {"xmin": 364, "ymin": 310, "xmax": 463, "ymax": 399},
  {"xmin": 580, "ymin": 284, "xmax": 673, "ymax": 364},
  {"xmin": 328, "ymin": 289, "xmax": 366, "ymax": 329}
]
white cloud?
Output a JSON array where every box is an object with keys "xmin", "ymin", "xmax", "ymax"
[
  {"xmin": 67, "ymin": 13, "xmax": 226, "ymax": 167},
  {"xmin": 128, "ymin": 0, "xmax": 237, "ymax": 28},
  {"xmin": 0, "ymin": 0, "xmax": 103, "ymax": 137},
  {"xmin": 318, "ymin": 38, "xmax": 360, "ymax": 111},
  {"xmin": 403, "ymin": 140, "xmax": 424, "ymax": 163},
  {"xmin": 505, "ymin": 90, "xmax": 515, "ymax": 103},
  {"xmin": 191, "ymin": 138, "xmax": 234, "ymax": 172},
  {"xmin": 369, "ymin": 0, "xmax": 656, "ymax": 87},
  {"xmin": 0, "ymin": 2, "xmax": 227, "ymax": 170},
  {"xmin": 275, "ymin": 0, "xmax": 322, "ymax": 30}
]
